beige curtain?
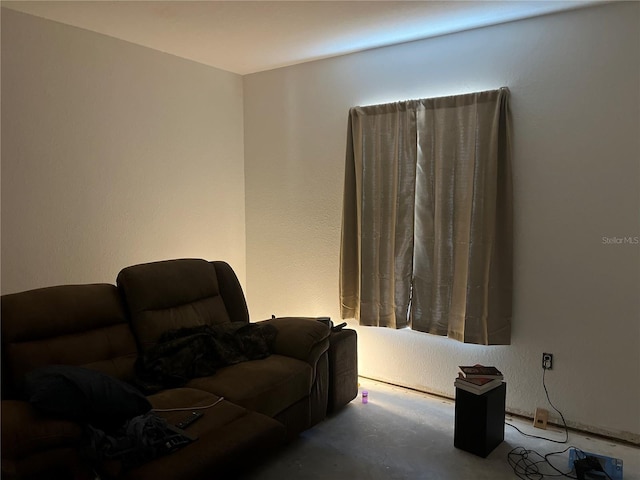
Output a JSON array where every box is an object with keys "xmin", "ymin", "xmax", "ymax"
[
  {"xmin": 340, "ymin": 88, "xmax": 512, "ymax": 345},
  {"xmin": 340, "ymin": 102, "xmax": 417, "ymax": 328}
]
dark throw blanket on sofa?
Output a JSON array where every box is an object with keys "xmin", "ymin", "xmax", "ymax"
[
  {"xmin": 86, "ymin": 413, "xmax": 194, "ymax": 475},
  {"xmin": 135, "ymin": 322, "xmax": 278, "ymax": 392}
]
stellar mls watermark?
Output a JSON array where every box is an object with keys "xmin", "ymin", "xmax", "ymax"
[{"xmin": 601, "ymin": 235, "xmax": 639, "ymax": 245}]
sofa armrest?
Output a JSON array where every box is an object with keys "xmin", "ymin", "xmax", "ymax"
[
  {"xmin": 257, "ymin": 317, "xmax": 330, "ymax": 367},
  {"xmin": 1, "ymin": 400, "xmax": 84, "ymax": 459}
]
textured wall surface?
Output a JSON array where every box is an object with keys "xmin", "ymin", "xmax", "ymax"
[
  {"xmin": 1, "ymin": 9, "xmax": 247, "ymax": 293},
  {"xmin": 244, "ymin": 2, "xmax": 640, "ymax": 442}
]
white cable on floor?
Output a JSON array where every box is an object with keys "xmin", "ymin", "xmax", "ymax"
[{"xmin": 152, "ymin": 396, "xmax": 225, "ymax": 412}]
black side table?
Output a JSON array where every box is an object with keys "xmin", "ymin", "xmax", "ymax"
[{"xmin": 454, "ymin": 382, "xmax": 506, "ymax": 457}]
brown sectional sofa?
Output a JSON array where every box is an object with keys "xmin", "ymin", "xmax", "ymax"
[{"xmin": 1, "ymin": 259, "xmax": 331, "ymax": 479}]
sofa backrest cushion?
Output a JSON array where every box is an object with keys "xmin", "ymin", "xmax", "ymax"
[
  {"xmin": 117, "ymin": 259, "xmax": 247, "ymax": 353},
  {"xmin": 1, "ymin": 284, "xmax": 138, "ymax": 398},
  {"xmin": 210, "ymin": 260, "xmax": 250, "ymax": 325}
]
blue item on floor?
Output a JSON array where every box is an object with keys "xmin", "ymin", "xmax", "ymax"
[{"xmin": 568, "ymin": 448, "xmax": 623, "ymax": 480}]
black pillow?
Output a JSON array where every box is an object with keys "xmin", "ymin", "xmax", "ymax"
[{"xmin": 24, "ymin": 365, "xmax": 151, "ymax": 431}]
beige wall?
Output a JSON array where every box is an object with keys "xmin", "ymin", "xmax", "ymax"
[
  {"xmin": 1, "ymin": 9, "xmax": 247, "ymax": 293},
  {"xmin": 244, "ymin": 2, "xmax": 640, "ymax": 442}
]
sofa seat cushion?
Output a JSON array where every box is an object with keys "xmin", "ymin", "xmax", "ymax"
[
  {"xmin": 1, "ymin": 400, "xmax": 84, "ymax": 459},
  {"xmin": 186, "ymin": 354, "xmax": 313, "ymax": 418},
  {"xmin": 147, "ymin": 387, "xmax": 243, "ymax": 429},
  {"xmin": 1, "ymin": 447, "xmax": 91, "ymax": 480},
  {"xmin": 121, "ymin": 388, "xmax": 285, "ymax": 480}
]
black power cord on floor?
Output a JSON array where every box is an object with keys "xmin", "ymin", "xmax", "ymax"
[
  {"xmin": 506, "ymin": 368, "xmax": 569, "ymax": 443},
  {"xmin": 507, "ymin": 446, "xmax": 614, "ymax": 480},
  {"xmin": 508, "ymin": 445, "xmax": 576, "ymax": 479},
  {"xmin": 506, "ymin": 368, "xmax": 579, "ymax": 479}
]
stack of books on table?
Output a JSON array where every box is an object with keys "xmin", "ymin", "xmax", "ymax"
[{"xmin": 455, "ymin": 365, "xmax": 504, "ymax": 395}]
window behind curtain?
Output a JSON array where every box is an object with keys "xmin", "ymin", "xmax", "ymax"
[{"xmin": 340, "ymin": 88, "xmax": 512, "ymax": 345}]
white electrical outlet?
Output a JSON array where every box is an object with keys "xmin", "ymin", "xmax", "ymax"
[{"xmin": 542, "ymin": 353, "xmax": 553, "ymax": 370}]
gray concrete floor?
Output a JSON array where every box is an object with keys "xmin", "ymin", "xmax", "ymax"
[{"xmin": 241, "ymin": 378, "xmax": 639, "ymax": 480}]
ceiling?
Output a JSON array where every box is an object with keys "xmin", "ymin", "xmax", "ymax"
[{"xmin": 2, "ymin": 1, "xmax": 601, "ymax": 75}]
